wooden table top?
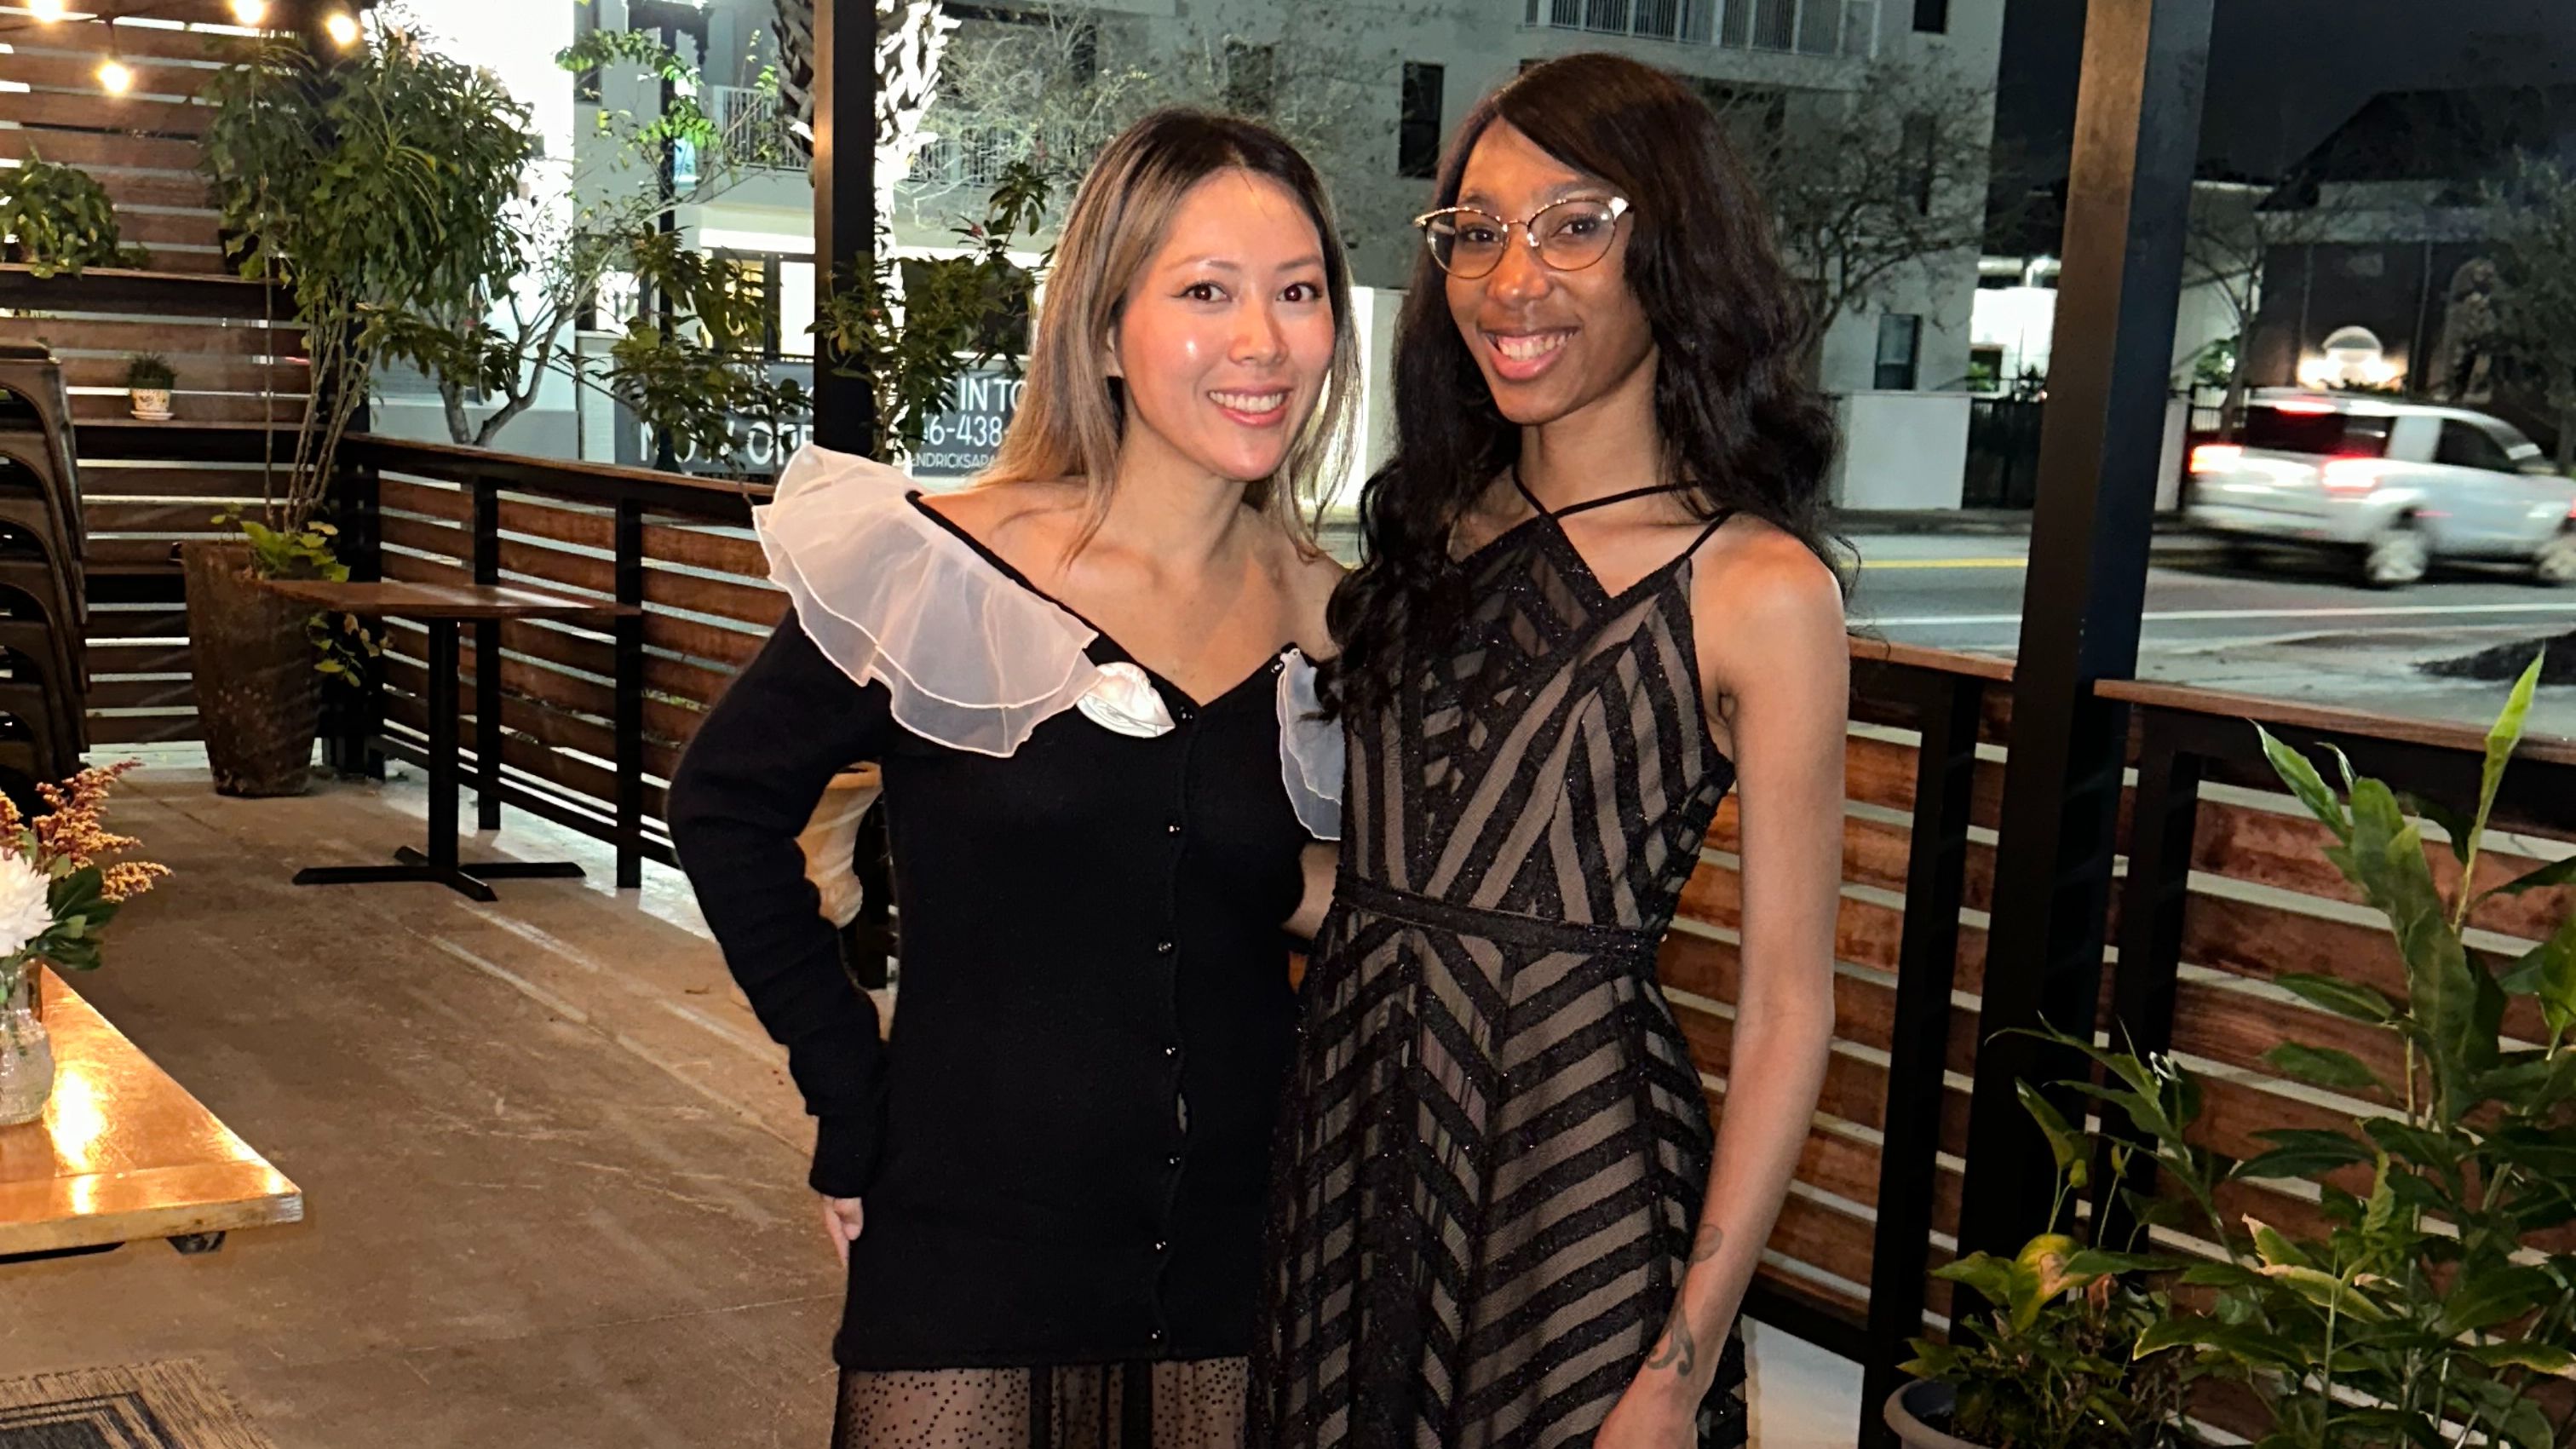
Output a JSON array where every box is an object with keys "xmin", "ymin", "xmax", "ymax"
[
  {"xmin": 0, "ymin": 969, "xmax": 302, "ymax": 1257},
  {"xmin": 259, "ymin": 578, "xmax": 642, "ymax": 622}
]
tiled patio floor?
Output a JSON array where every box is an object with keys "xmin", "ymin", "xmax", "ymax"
[{"xmin": 0, "ymin": 761, "xmax": 1863, "ymax": 1446}]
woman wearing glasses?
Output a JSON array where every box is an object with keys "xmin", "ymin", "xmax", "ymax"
[{"xmin": 1251, "ymin": 54, "xmax": 1844, "ymax": 1449}]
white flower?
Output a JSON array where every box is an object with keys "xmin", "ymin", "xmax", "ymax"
[
  {"xmin": 1075, "ymin": 661, "xmax": 1175, "ymax": 739},
  {"xmin": 0, "ymin": 852, "xmax": 49, "ymax": 962}
]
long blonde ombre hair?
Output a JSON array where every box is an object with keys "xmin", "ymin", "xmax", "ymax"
[{"xmin": 979, "ymin": 110, "xmax": 1360, "ymax": 549}]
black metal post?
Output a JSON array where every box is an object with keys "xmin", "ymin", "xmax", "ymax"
[
  {"xmin": 811, "ymin": 0, "xmax": 877, "ymax": 454},
  {"xmin": 472, "ymin": 482, "xmax": 503, "ymax": 832},
  {"xmin": 423, "ymin": 622, "xmax": 471, "ymax": 888},
  {"xmin": 2090, "ymin": 710, "xmax": 2202, "ymax": 1251},
  {"xmin": 1856, "ymin": 673, "xmax": 1986, "ymax": 1449},
  {"xmin": 1958, "ymin": 0, "xmax": 2217, "ymax": 1261},
  {"xmin": 322, "ymin": 459, "xmax": 382, "ymax": 778},
  {"xmin": 614, "ymin": 500, "xmax": 646, "ymax": 890}
]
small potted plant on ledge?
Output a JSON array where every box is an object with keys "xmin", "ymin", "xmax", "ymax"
[
  {"xmin": 124, "ymin": 354, "xmax": 174, "ymax": 420},
  {"xmin": 1893, "ymin": 1081, "xmax": 2199, "ymax": 1449},
  {"xmin": 0, "ymin": 761, "xmax": 170, "ymax": 1125}
]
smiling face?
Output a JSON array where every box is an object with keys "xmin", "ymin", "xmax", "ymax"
[
  {"xmin": 1445, "ymin": 121, "xmax": 1656, "ymax": 430},
  {"xmin": 1107, "ymin": 168, "xmax": 1337, "ymax": 487}
]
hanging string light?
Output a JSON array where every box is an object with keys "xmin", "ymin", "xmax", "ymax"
[
  {"xmin": 320, "ymin": 9, "xmax": 359, "ymax": 47},
  {"xmin": 28, "ymin": 0, "xmax": 69, "ymax": 23},
  {"xmin": 95, "ymin": 17, "xmax": 129, "ymax": 94},
  {"xmin": 228, "ymin": 0, "xmax": 267, "ymax": 25}
]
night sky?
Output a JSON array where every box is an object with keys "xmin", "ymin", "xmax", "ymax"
[{"xmin": 1996, "ymin": 1, "xmax": 2576, "ymax": 181}]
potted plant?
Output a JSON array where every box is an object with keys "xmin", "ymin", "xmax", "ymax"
[
  {"xmin": 124, "ymin": 354, "xmax": 175, "ymax": 420},
  {"xmin": 1894, "ymin": 1082, "xmax": 2198, "ymax": 1448},
  {"xmin": 1998, "ymin": 653, "xmax": 2576, "ymax": 1447},
  {"xmin": 193, "ymin": 24, "xmax": 532, "ymax": 793},
  {"xmin": 0, "ymin": 762, "xmax": 169, "ymax": 1125},
  {"xmin": 0, "ymin": 152, "xmax": 127, "ymax": 279}
]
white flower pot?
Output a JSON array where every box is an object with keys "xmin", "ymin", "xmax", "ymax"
[
  {"xmin": 1885, "ymin": 1381, "xmax": 1990, "ymax": 1449},
  {"xmin": 129, "ymin": 387, "xmax": 171, "ymax": 421}
]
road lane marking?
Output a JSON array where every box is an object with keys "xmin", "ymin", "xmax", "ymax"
[{"xmin": 1864, "ymin": 601, "xmax": 2576, "ymax": 628}]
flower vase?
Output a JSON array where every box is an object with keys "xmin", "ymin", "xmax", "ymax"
[{"xmin": 0, "ymin": 972, "xmax": 52, "ymax": 1127}]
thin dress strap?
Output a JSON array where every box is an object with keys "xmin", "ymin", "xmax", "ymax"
[{"xmin": 1510, "ymin": 463, "xmax": 1690, "ymax": 520}]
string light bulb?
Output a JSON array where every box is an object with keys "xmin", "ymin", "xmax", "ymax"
[
  {"xmin": 96, "ymin": 59, "xmax": 130, "ymax": 94},
  {"xmin": 228, "ymin": 0, "xmax": 266, "ymax": 25},
  {"xmin": 29, "ymin": 0, "xmax": 68, "ymax": 22},
  {"xmin": 320, "ymin": 9, "xmax": 358, "ymax": 46}
]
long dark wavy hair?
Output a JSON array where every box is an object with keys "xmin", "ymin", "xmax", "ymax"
[{"xmin": 1322, "ymin": 53, "xmax": 1838, "ymax": 718}]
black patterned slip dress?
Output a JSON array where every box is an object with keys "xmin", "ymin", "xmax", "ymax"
[{"xmin": 1251, "ymin": 476, "xmax": 1752, "ymax": 1449}]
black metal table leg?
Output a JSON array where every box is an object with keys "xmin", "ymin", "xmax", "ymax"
[
  {"xmin": 291, "ymin": 617, "xmax": 583, "ymax": 901},
  {"xmin": 477, "ymin": 617, "xmax": 503, "ymax": 832}
]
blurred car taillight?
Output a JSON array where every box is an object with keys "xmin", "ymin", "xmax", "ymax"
[
  {"xmin": 2189, "ymin": 443, "xmax": 2242, "ymax": 474},
  {"xmin": 2320, "ymin": 457, "xmax": 2388, "ymax": 494}
]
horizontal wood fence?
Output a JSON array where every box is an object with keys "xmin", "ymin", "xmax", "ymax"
[
  {"xmin": 343, "ymin": 434, "xmax": 778, "ymax": 885},
  {"xmin": 49, "ymin": 417, "xmax": 2576, "ymax": 1445}
]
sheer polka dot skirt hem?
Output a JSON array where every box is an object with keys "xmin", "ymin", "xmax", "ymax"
[{"xmin": 831, "ymin": 1358, "xmax": 1246, "ymax": 1449}]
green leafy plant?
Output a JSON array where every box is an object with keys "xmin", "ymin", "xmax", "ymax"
[
  {"xmin": 201, "ymin": 22, "xmax": 537, "ymax": 538},
  {"xmin": 2036, "ymin": 653, "xmax": 2576, "ymax": 1448},
  {"xmin": 210, "ymin": 512, "xmax": 382, "ymax": 683},
  {"xmin": 812, "ymin": 159, "xmax": 1050, "ymax": 459},
  {"xmin": 1903, "ymin": 1083, "xmax": 2199, "ymax": 1448},
  {"xmin": 373, "ymin": 21, "xmax": 805, "ymax": 466},
  {"xmin": 124, "ymin": 354, "xmax": 175, "ymax": 391},
  {"xmin": 0, "ymin": 152, "xmax": 127, "ymax": 279}
]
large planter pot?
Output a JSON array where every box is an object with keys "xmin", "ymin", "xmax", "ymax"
[
  {"xmin": 181, "ymin": 541, "xmax": 319, "ymax": 797},
  {"xmin": 1885, "ymin": 1381, "xmax": 1988, "ymax": 1449}
]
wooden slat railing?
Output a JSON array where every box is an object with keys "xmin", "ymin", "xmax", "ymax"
[{"xmin": 58, "ymin": 420, "xmax": 2576, "ymax": 1444}]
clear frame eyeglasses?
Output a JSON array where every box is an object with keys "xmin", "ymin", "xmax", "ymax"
[{"xmin": 1412, "ymin": 196, "xmax": 1631, "ymax": 279}]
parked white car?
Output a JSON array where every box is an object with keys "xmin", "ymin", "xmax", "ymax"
[{"xmin": 2185, "ymin": 390, "xmax": 2576, "ymax": 588}]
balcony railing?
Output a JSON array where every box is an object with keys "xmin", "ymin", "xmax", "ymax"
[
  {"xmin": 1528, "ymin": 0, "xmax": 1879, "ymax": 56},
  {"xmin": 705, "ymin": 83, "xmax": 805, "ymax": 173}
]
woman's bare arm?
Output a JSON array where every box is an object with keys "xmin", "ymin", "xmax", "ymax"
[{"xmin": 1604, "ymin": 534, "xmax": 1846, "ymax": 1438}]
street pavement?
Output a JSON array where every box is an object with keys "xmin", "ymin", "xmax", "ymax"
[{"xmin": 1846, "ymin": 529, "xmax": 2576, "ymax": 736}]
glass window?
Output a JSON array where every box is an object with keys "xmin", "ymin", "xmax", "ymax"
[
  {"xmin": 2436, "ymin": 420, "xmax": 2516, "ymax": 473},
  {"xmin": 1875, "ymin": 313, "xmax": 1922, "ymax": 391},
  {"xmin": 2242, "ymin": 406, "xmax": 2395, "ymax": 458},
  {"xmin": 1399, "ymin": 63, "xmax": 1444, "ymax": 180},
  {"xmin": 1902, "ymin": 114, "xmax": 1937, "ymax": 214},
  {"xmin": 1912, "ymin": 0, "xmax": 1946, "ymax": 32}
]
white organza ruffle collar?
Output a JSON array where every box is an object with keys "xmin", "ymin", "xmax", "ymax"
[{"xmin": 755, "ymin": 444, "xmax": 1342, "ymax": 840}]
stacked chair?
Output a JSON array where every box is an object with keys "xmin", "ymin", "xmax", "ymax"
[{"xmin": 0, "ymin": 343, "xmax": 89, "ymax": 791}]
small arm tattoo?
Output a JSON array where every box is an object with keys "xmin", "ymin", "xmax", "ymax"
[
  {"xmin": 1645, "ymin": 1302, "xmax": 1696, "ymax": 1374},
  {"xmin": 1690, "ymin": 1221, "xmax": 1725, "ymax": 1265},
  {"xmin": 1645, "ymin": 1226, "xmax": 1724, "ymax": 1377}
]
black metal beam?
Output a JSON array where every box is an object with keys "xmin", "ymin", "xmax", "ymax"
[
  {"xmin": 811, "ymin": 0, "xmax": 877, "ymax": 454},
  {"xmin": 1856, "ymin": 674, "xmax": 1986, "ymax": 1449},
  {"xmin": 1958, "ymin": 0, "xmax": 2217, "ymax": 1260},
  {"xmin": 2090, "ymin": 712, "xmax": 2202, "ymax": 1251}
]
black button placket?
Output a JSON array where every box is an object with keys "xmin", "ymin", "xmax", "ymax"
[{"xmin": 1145, "ymin": 686, "xmax": 1199, "ymax": 1356}]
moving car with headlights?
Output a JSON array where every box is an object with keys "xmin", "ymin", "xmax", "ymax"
[{"xmin": 2184, "ymin": 391, "xmax": 2576, "ymax": 588}]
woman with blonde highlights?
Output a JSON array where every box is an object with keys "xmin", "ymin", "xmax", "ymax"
[{"xmin": 669, "ymin": 109, "xmax": 1354, "ymax": 1446}]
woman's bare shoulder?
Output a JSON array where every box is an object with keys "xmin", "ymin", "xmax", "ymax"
[
  {"xmin": 917, "ymin": 477, "xmax": 1088, "ymax": 552},
  {"xmin": 1690, "ymin": 518, "xmax": 1849, "ymax": 678}
]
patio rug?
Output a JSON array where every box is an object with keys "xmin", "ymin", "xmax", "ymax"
[{"xmin": 0, "ymin": 1361, "xmax": 273, "ymax": 1448}]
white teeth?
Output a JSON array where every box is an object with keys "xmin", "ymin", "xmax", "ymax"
[
  {"xmin": 1492, "ymin": 331, "xmax": 1569, "ymax": 361},
  {"xmin": 1210, "ymin": 391, "xmax": 1286, "ymax": 412}
]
